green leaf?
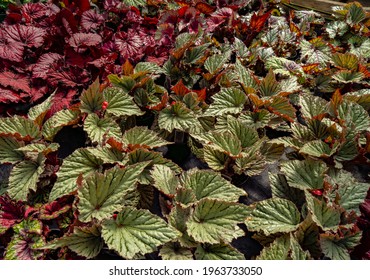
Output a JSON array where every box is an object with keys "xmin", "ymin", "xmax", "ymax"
[
  {"xmin": 281, "ymin": 159, "xmax": 327, "ymax": 190},
  {"xmin": 226, "ymin": 116, "xmax": 259, "ymax": 148},
  {"xmin": 151, "ymin": 164, "xmax": 179, "ymax": 196},
  {"xmin": 122, "ymin": 0, "xmax": 147, "ymax": 8},
  {"xmin": 245, "ymin": 198, "xmax": 301, "ymax": 235},
  {"xmin": 192, "ymin": 131, "xmax": 242, "ymax": 157},
  {"xmin": 259, "ymin": 69, "xmax": 281, "ymax": 97},
  {"xmin": 158, "ymin": 102, "xmax": 197, "ymax": 132},
  {"xmin": 186, "ymin": 199, "xmax": 249, "ymax": 244},
  {"xmin": 108, "ymin": 75, "xmax": 136, "ymax": 93},
  {"xmin": 175, "ymin": 188, "xmax": 197, "ymax": 206},
  {"xmin": 77, "ymin": 163, "xmax": 149, "ymax": 222},
  {"xmin": 185, "ymin": 44, "xmax": 210, "ymax": 64},
  {"xmin": 306, "ymin": 193, "xmax": 341, "ymax": 231},
  {"xmin": 159, "ymin": 243, "xmax": 193, "ymax": 260},
  {"xmin": 101, "ymin": 207, "xmax": 180, "ymax": 259},
  {"xmin": 84, "ymin": 114, "xmax": 122, "ymax": 144},
  {"xmin": 299, "ymin": 94, "xmax": 327, "ymax": 119},
  {"xmin": 168, "ymin": 204, "xmax": 196, "ymax": 248},
  {"xmin": 128, "ymin": 148, "xmax": 181, "ymax": 184},
  {"xmin": 49, "ymin": 148, "xmax": 103, "ymax": 201},
  {"xmin": 332, "ymin": 70, "xmax": 364, "ymax": 83},
  {"xmin": 195, "ymin": 244, "xmax": 245, "ymax": 260},
  {"xmin": 331, "ymin": 53, "xmax": 359, "ymax": 71},
  {"xmin": 16, "ymin": 143, "xmax": 59, "ymax": 155},
  {"xmin": 0, "ymin": 116, "xmax": 40, "ymax": 141},
  {"xmin": 290, "ymin": 235, "xmax": 310, "ymax": 260},
  {"xmin": 267, "ymin": 96, "xmax": 296, "ymax": 121},
  {"xmin": 43, "ymin": 225, "xmax": 103, "ymax": 259},
  {"xmin": 256, "ymin": 235, "xmax": 290, "ymax": 260},
  {"xmin": 87, "ymin": 146, "xmax": 127, "ymax": 164},
  {"xmin": 235, "ymin": 59, "xmax": 259, "ymax": 89},
  {"xmin": 123, "ymin": 126, "xmax": 171, "ymax": 149},
  {"xmin": 103, "ymin": 87, "xmax": 143, "ymax": 117},
  {"xmin": 300, "ymin": 39, "xmax": 330, "ymax": 66},
  {"xmin": 27, "ymin": 92, "xmax": 55, "ymax": 126},
  {"xmin": 134, "ymin": 62, "xmax": 164, "ymax": 74},
  {"xmin": 180, "ymin": 169, "xmax": 246, "ymax": 202},
  {"xmin": 202, "ymin": 146, "xmax": 228, "ymax": 171},
  {"xmin": 204, "ymin": 87, "xmax": 246, "ymax": 116},
  {"xmin": 42, "ymin": 109, "xmax": 80, "ymax": 141},
  {"xmin": 295, "ymin": 214, "xmax": 321, "ymax": 258},
  {"xmin": 8, "ymin": 155, "xmax": 45, "ymax": 201},
  {"xmin": 300, "ymin": 140, "xmax": 337, "ymax": 158},
  {"xmin": 338, "ymin": 100, "xmax": 370, "ymax": 132},
  {"xmin": 0, "ymin": 136, "xmax": 24, "ymax": 164},
  {"xmin": 204, "ymin": 52, "xmax": 230, "ymax": 75},
  {"xmin": 234, "ymin": 148, "xmax": 266, "ymax": 177},
  {"xmin": 329, "ymin": 171, "xmax": 369, "ymax": 215},
  {"xmin": 346, "ymin": 2, "xmax": 366, "ymax": 25},
  {"xmin": 269, "ymin": 173, "xmax": 306, "ymax": 209},
  {"xmin": 320, "ymin": 231, "xmax": 362, "ymax": 260},
  {"xmin": 80, "ymin": 79, "xmax": 103, "ymax": 114},
  {"xmin": 265, "ymin": 57, "xmax": 304, "ymax": 76}
]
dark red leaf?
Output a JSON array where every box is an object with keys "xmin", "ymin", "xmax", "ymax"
[
  {"xmin": 171, "ymin": 80, "xmax": 191, "ymax": 96},
  {"xmin": 39, "ymin": 200, "xmax": 71, "ymax": 220},
  {"xmin": 0, "ymin": 195, "xmax": 25, "ymax": 229},
  {"xmin": 0, "ymin": 38, "xmax": 24, "ymax": 62},
  {"xmin": 114, "ymin": 30, "xmax": 144, "ymax": 61},
  {"xmin": 249, "ymin": 12, "xmax": 271, "ymax": 33},
  {"xmin": 0, "ymin": 88, "xmax": 22, "ymax": 103},
  {"xmin": 88, "ymin": 53, "xmax": 118, "ymax": 68},
  {"xmin": 0, "ymin": 72, "xmax": 31, "ymax": 93},
  {"xmin": 195, "ymin": 2, "xmax": 216, "ymax": 15},
  {"xmin": 68, "ymin": 33, "xmax": 102, "ymax": 48},
  {"xmin": 32, "ymin": 53, "xmax": 64, "ymax": 79},
  {"xmin": 80, "ymin": 10, "xmax": 104, "ymax": 31},
  {"xmin": 4, "ymin": 25, "xmax": 46, "ymax": 48}
]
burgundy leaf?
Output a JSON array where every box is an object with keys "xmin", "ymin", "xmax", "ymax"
[
  {"xmin": 4, "ymin": 25, "xmax": 46, "ymax": 48},
  {"xmin": 29, "ymin": 86, "xmax": 49, "ymax": 103},
  {"xmin": 21, "ymin": 3, "xmax": 49, "ymax": 20},
  {"xmin": 0, "ymin": 88, "xmax": 22, "ymax": 103},
  {"xmin": 0, "ymin": 39, "xmax": 24, "ymax": 62},
  {"xmin": 0, "ymin": 195, "xmax": 25, "ymax": 229},
  {"xmin": 80, "ymin": 10, "xmax": 104, "ymax": 31},
  {"xmin": 32, "ymin": 53, "xmax": 64, "ymax": 79},
  {"xmin": 88, "ymin": 53, "xmax": 118, "ymax": 68},
  {"xmin": 39, "ymin": 200, "xmax": 71, "ymax": 220},
  {"xmin": 68, "ymin": 32, "xmax": 103, "ymax": 48},
  {"xmin": 0, "ymin": 72, "xmax": 31, "ymax": 93},
  {"xmin": 114, "ymin": 29, "xmax": 144, "ymax": 61}
]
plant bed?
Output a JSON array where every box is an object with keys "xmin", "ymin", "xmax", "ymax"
[{"xmin": 0, "ymin": 0, "xmax": 369, "ymax": 260}]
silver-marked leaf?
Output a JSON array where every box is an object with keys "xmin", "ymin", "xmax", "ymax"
[
  {"xmin": 159, "ymin": 243, "xmax": 193, "ymax": 260},
  {"xmin": 0, "ymin": 116, "xmax": 40, "ymax": 141},
  {"xmin": 43, "ymin": 225, "xmax": 103, "ymax": 259},
  {"xmin": 227, "ymin": 116, "xmax": 259, "ymax": 148},
  {"xmin": 267, "ymin": 96, "xmax": 296, "ymax": 121},
  {"xmin": 265, "ymin": 57, "xmax": 304, "ymax": 76},
  {"xmin": 331, "ymin": 53, "xmax": 359, "ymax": 71},
  {"xmin": 103, "ymin": 87, "xmax": 143, "ymax": 117},
  {"xmin": 320, "ymin": 231, "xmax": 362, "ymax": 260},
  {"xmin": 204, "ymin": 87, "xmax": 246, "ymax": 116},
  {"xmin": 134, "ymin": 62, "xmax": 164, "ymax": 74},
  {"xmin": 202, "ymin": 146, "xmax": 228, "ymax": 171},
  {"xmin": 235, "ymin": 59, "xmax": 258, "ymax": 89},
  {"xmin": 300, "ymin": 140, "xmax": 337, "ymax": 158},
  {"xmin": 49, "ymin": 148, "xmax": 103, "ymax": 201},
  {"xmin": 77, "ymin": 162, "xmax": 149, "ymax": 222},
  {"xmin": 338, "ymin": 100, "xmax": 370, "ymax": 132},
  {"xmin": 168, "ymin": 204, "xmax": 196, "ymax": 248},
  {"xmin": 28, "ymin": 92, "xmax": 55, "ymax": 126},
  {"xmin": 180, "ymin": 169, "xmax": 246, "ymax": 202},
  {"xmin": 158, "ymin": 102, "xmax": 197, "ymax": 132},
  {"xmin": 192, "ymin": 131, "xmax": 242, "ymax": 157},
  {"xmin": 123, "ymin": 126, "xmax": 171, "ymax": 149},
  {"xmin": 306, "ymin": 193, "xmax": 341, "ymax": 231},
  {"xmin": 234, "ymin": 145, "xmax": 266, "ymax": 177},
  {"xmin": 299, "ymin": 94, "xmax": 327, "ymax": 119},
  {"xmin": 281, "ymin": 159, "xmax": 327, "ymax": 190},
  {"xmin": 204, "ymin": 52, "xmax": 230, "ymax": 75},
  {"xmin": 186, "ymin": 199, "xmax": 249, "ymax": 244},
  {"xmin": 102, "ymin": 207, "xmax": 180, "ymax": 259},
  {"xmin": 84, "ymin": 114, "xmax": 122, "ymax": 144},
  {"xmin": 195, "ymin": 243, "xmax": 245, "ymax": 260},
  {"xmin": 290, "ymin": 235, "xmax": 310, "ymax": 260},
  {"xmin": 8, "ymin": 155, "xmax": 45, "ymax": 201},
  {"xmin": 87, "ymin": 146, "xmax": 127, "ymax": 164},
  {"xmin": 259, "ymin": 69, "xmax": 281, "ymax": 97},
  {"xmin": 346, "ymin": 2, "xmax": 367, "ymax": 25},
  {"xmin": 151, "ymin": 164, "xmax": 179, "ymax": 196},
  {"xmin": 42, "ymin": 109, "xmax": 80, "ymax": 141},
  {"xmin": 256, "ymin": 235, "xmax": 290, "ymax": 260},
  {"xmin": 175, "ymin": 187, "xmax": 197, "ymax": 206},
  {"xmin": 80, "ymin": 79, "xmax": 103, "ymax": 114},
  {"xmin": 245, "ymin": 198, "xmax": 301, "ymax": 235},
  {"xmin": 0, "ymin": 136, "xmax": 24, "ymax": 164},
  {"xmin": 332, "ymin": 70, "xmax": 364, "ymax": 83}
]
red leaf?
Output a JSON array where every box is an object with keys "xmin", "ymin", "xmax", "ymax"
[
  {"xmin": 195, "ymin": 2, "xmax": 216, "ymax": 15},
  {"xmin": 0, "ymin": 72, "xmax": 31, "ymax": 93},
  {"xmin": 0, "ymin": 39, "xmax": 24, "ymax": 62},
  {"xmin": 0, "ymin": 195, "xmax": 25, "ymax": 229},
  {"xmin": 39, "ymin": 199, "xmax": 71, "ymax": 220},
  {"xmin": 0, "ymin": 88, "xmax": 23, "ymax": 103},
  {"xmin": 80, "ymin": 10, "xmax": 104, "ymax": 31},
  {"xmin": 193, "ymin": 88, "xmax": 207, "ymax": 101},
  {"xmin": 249, "ymin": 12, "xmax": 271, "ymax": 33},
  {"xmin": 114, "ymin": 30, "xmax": 144, "ymax": 61},
  {"xmin": 68, "ymin": 32, "xmax": 102, "ymax": 48},
  {"xmin": 4, "ymin": 24, "xmax": 46, "ymax": 48},
  {"xmin": 171, "ymin": 80, "xmax": 191, "ymax": 96},
  {"xmin": 32, "ymin": 53, "xmax": 64, "ymax": 79}
]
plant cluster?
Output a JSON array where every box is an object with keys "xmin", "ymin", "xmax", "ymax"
[{"xmin": 0, "ymin": 0, "xmax": 369, "ymax": 260}]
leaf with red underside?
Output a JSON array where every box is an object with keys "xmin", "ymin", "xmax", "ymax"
[
  {"xmin": 32, "ymin": 53, "xmax": 64, "ymax": 79},
  {"xmin": 68, "ymin": 33, "xmax": 102, "ymax": 48},
  {"xmin": 4, "ymin": 25, "xmax": 46, "ymax": 48},
  {"xmin": 249, "ymin": 12, "xmax": 271, "ymax": 33},
  {"xmin": 0, "ymin": 195, "xmax": 25, "ymax": 231},
  {"xmin": 171, "ymin": 80, "xmax": 191, "ymax": 96},
  {"xmin": 39, "ymin": 199, "xmax": 72, "ymax": 220},
  {"xmin": 0, "ymin": 72, "xmax": 31, "ymax": 94}
]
